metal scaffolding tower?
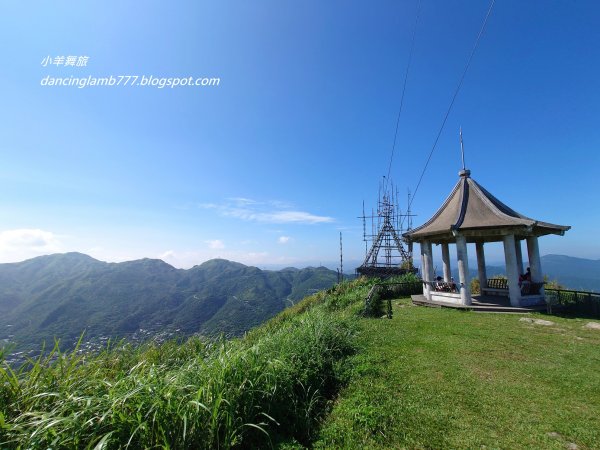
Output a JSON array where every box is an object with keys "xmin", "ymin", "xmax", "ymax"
[{"xmin": 357, "ymin": 179, "xmax": 417, "ymax": 278}]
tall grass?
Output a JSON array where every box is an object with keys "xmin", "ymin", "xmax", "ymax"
[{"xmin": 0, "ymin": 279, "xmax": 369, "ymax": 449}]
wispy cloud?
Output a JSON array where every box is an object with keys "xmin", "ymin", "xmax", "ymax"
[
  {"xmin": 205, "ymin": 239, "xmax": 225, "ymax": 249},
  {"xmin": 223, "ymin": 209, "xmax": 334, "ymax": 224},
  {"xmin": 198, "ymin": 202, "xmax": 218, "ymax": 209},
  {"xmin": 201, "ymin": 198, "xmax": 334, "ymax": 225},
  {"xmin": 0, "ymin": 229, "xmax": 61, "ymax": 252},
  {"xmin": 227, "ymin": 197, "xmax": 259, "ymax": 207},
  {"xmin": 269, "ymin": 200, "xmax": 294, "ymax": 209},
  {"xmin": 0, "ymin": 229, "xmax": 62, "ymax": 262},
  {"xmin": 278, "ymin": 236, "xmax": 291, "ymax": 244},
  {"xmin": 159, "ymin": 250, "xmax": 176, "ymax": 260}
]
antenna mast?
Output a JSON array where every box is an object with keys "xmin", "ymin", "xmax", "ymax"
[
  {"xmin": 339, "ymin": 232, "xmax": 344, "ymax": 282},
  {"xmin": 362, "ymin": 200, "xmax": 367, "ymax": 256}
]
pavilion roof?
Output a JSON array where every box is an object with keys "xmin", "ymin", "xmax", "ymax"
[{"xmin": 403, "ymin": 170, "xmax": 570, "ymax": 243}]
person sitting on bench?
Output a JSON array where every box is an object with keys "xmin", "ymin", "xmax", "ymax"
[
  {"xmin": 519, "ymin": 267, "xmax": 531, "ymax": 285},
  {"xmin": 435, "ymin": 276, "xmax": 444, "ymax": 291},
  {"xmin": 519, "ymin": 267, "xmax": 532, "ymax": 293},
  {"xmin": 449, "ymin": 277, "xmax": 457, "ymax": 292}
]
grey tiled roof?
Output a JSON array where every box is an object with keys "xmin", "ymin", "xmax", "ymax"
[{"xmin": 403, "ymin": 171, "xmax": 570, "ymax": 242}]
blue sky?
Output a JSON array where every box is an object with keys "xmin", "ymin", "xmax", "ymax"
[{"xmin": 0, "ymin": 1, "xmax": 598, "ymax": 269}]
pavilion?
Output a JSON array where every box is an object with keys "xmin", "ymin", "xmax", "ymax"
[{"xmin": 402, "ymin": 168, "xmax": 570, "ymax": 308}]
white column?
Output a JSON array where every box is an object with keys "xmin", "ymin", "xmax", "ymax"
[
  {"xmin": 526, "ymin": 236, "xmax": 545, "ymax": 297},
  {"xmin": 503, "ymin": 234, "xmax": 521, "ymax": 306},
  {"xmin": 420, "ymin": 241, "xmax": 426, "ymax": 296},
  {"xmin": 420, "ymin": 244, "xmax": 425, "ymax": 279},
  {"xmin": 455, "ymin": 235, "xmax": 471, "ymax": 305},
  {"xmin": 420, "ymin": 244, "xmax": 425, "ymax": 281},
  {"xmin": 422, "ymin": 240, "xmax": 434, "ymax": 301},
  {"xmin": 441, "ymin": 243, "xmax": 451, "ymax": 282},
  {"xmin": 515, "ymin": 239, "xmax": 524, "ymax": 276},
  {"xmin": 476, "ymin": 242, "xmax": 487, "ymax": 294}
]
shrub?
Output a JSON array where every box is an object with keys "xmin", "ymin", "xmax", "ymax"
[
  {"xmin": 543, "ymin": 275, "xmax": 565, "ymax": 290},
  {"xmin": 470, "ymin": 278, "xmax": 480, "ymax": 295},
  {"xmin": 363, "ymin": 288, "xmax": 384, "ymax": 318},
  {"xmin": 362, "ymin": 274, "xmax": 422, "ymax": 318}
]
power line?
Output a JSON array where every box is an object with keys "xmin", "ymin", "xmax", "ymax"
[
  {"xmin": 408, "ymin": 0, "xmax": 496, "ymax": 212},
  {"xmin": 384, "ymin": 0, "xmax": 422, "ymax": 195}
]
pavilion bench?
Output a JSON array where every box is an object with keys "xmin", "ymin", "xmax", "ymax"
[
  {"xmin": 482, "ymin": 278, "xmax": 545, "ymax": 296},
  {"xmin": 482, "ymin": 278, "xmax": 509, "ymax": 296}
]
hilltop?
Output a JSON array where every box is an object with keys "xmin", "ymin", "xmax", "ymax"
[
  {"xmin": 1, "ymin": 277, "xmax": 599, "ymax": 448},
  {"xmin": 0, "ymin": 253, "xmax": 338, "ymax": 362}
]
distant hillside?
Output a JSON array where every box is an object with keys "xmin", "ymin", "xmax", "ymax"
[
  {"xmin": 540, "ymin": 254, "xmax": 600, "ymax": 292},
  {"xmin": 430, "ymin": 254, "xmax": 600, "ymax": 293},
  {"xmin": 0, "ymin": 253, "xmax": 338, "ymax": 362}
]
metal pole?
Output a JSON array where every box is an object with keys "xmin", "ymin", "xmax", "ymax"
[{"xmin": 339, "ymin": 232, "xmax": 343, "ymax": 281}]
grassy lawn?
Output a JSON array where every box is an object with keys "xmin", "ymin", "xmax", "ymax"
[{"xmin": 314, "ymin": 299, "xmax": 600, "ymax": 449}]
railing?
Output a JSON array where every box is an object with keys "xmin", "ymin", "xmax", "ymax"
[
  {"xmin": 364, "ymin": 281, "xmax": 423, "ymax": 318},
  {"xmin": 545, "ymin": 288, "xmax": 600, "ymax": 318}
]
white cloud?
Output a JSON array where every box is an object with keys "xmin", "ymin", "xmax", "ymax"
[
  {"xmin": 268, "ymin": 200, "xmax": 294, "ymax": 209},
  {"xmin": 197, "ymin": 202, "xmax": 218, "ymax": 209},
  {"xmin": 227, "ymin": 197, "xmax": 259, "ymax": 207},
  {"xmin": 257, "ymin": 211, "xmax": 333, "ymax": 224},
  {"xmin": 243, "ymin": 251, "xmax": 270, "ymax": 262},
  {"xmin": 200, "ymin": 198, "xmax": 334, "ymax": 225},
  {"xmin": 278, "ymin": 236, "xmax": 291, "ymax": 244},
  {"xmin": 0, "ymin": 229, "xmax": 62, "ymax": 262},
  {"xmin": 0, "ymin": 229, "xmax": 61, "ymax": 252},
  {"xmin": 205, "ymin": 239, "xmax": 225, "ymax": 249},
  {"xmin": 159, "ymin": 250, "xmax": 176, "ymax": 260}
]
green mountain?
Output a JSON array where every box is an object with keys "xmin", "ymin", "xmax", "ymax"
[{"xmin": 0, "ymin": 253, "xmax": 338, "ymax": 362}]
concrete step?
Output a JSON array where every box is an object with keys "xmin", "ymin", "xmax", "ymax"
[{"xmin": 411, "ymin": 295, "xmax": 547, "ymax": 314}]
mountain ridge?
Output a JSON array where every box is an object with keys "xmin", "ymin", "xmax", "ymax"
[{"xmin": 0, "ymin": 253, "xmax": 339, "ymax": 364}]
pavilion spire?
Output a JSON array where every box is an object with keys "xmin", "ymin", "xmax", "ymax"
[
  {"xmin": 458, "ymin": 127, "xmax": 470, "ymax": 178},
  {"xmin": 459, "ymin": 127, "xmax": 466, "ymax": 170}
]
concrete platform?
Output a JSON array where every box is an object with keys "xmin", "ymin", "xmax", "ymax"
[{"xmin": 411, "ymin": 294, "xmax": 548, "ymax": 313}]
